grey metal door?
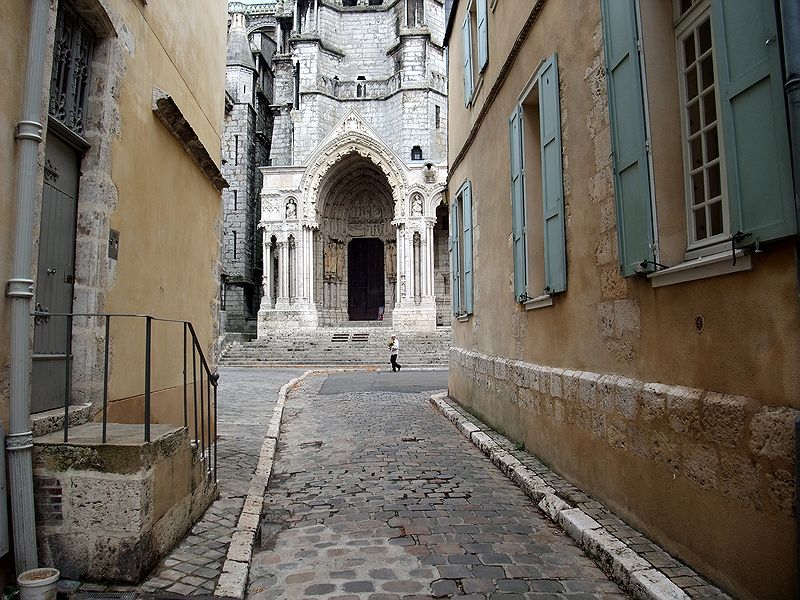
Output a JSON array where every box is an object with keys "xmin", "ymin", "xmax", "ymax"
[{"xmin": 32, "ymin": 132, "xmax": 80, "ymax": 413}]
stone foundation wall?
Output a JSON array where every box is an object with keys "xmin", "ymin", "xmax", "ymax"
[
  {"xmin": 34, "ymin": 427, "xmax": 216, "ymax": 583},
  {"xmin": 449, "ymin": 347, "xmax": 796, "ymax": 595},
  {"xmin": 450, "ymin": 347, "xmax": 795, "ymax": 517}
]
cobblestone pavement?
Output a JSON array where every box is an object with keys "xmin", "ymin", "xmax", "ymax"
[
  {"xmin": 246, "ymin": 373, "xmax": 628, "ymax": 599},
  {"xmin": 74, "ymin": 367, "xmax": 302, "ymax": 596},
  {"xmin": 439, "ymin": 401, "xmax": 730, "ymax": 600}
]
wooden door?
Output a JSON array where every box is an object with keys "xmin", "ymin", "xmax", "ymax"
[
  {"xmin": 31, "ymin": 132, "xmax": 80, "ymax": 413},
  {"xmin": 348, "ymin": 238, "xmax": 385, "ymax": 321}
]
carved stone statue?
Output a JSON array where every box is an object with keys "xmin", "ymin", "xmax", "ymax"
[
  {"xmin": 411, "ymin": 194, "xmax": 423, "ymax": 215},
  {"xmin": 385, "ymin": 240, "xmax": 396, "ymax": 281},
  {"xmin": 286, "ymin": 199, "xmax": 297, "ymax": 219}
]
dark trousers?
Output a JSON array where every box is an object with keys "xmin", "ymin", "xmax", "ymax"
[{"xmin": 390, "ymin": 354, "xmax": 401, "ymax": 371}]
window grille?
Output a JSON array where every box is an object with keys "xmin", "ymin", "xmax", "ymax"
[{"xmin": 49, "ymin": 3, "xmax": 95, "ymax": 136}]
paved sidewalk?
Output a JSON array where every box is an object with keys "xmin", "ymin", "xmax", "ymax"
[
  {"xmin": 72, "ymin": 367, "xmax": 302, "ymax": 596},
  {"xmin": 247, "ymin": 372, "xmax": 627, "ymax": 599}
]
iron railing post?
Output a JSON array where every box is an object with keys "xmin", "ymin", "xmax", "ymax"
[
  {"xmin": 183, "ymin": 322, "xmax": 188, "ymax": 430},
  {"xmin": 212, "ymin": 373, "xmax": 218, "ymax": 480},
  {"xmin": 199, "ymin": 366, "xmax": 205, "ymax": 458},
  {"xmin": 192, "ymin": 343, "xmax": 198, "ymax": 446},
  {"xmin": 102, "ymin": 315, "xmax": 110, "ymax": 443},
  {"xmin": 63, "ymin": 315, "xmax": 73, "ymax": 443},
  {"xmin": 144, "ymin": 315, "xmax": 152, "ymax": 442},
  {"xmin": 206, "ymin": 375, "xmax": 211, "ymax": 469}
]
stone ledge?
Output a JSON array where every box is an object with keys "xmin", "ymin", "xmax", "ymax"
[
  {"xmin": 152, "ymin": 87, "xmax": 228, "ymax": 192},
  {"xmin": 429, "ymin": 393, "xmax": 730, "ymax": 600},
  {"xmin": 31, "ymin": 403, "xmax": 93, "ymax": 438}
]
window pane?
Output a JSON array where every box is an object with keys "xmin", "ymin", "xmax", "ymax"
[
  {"xmin": 690, "ymin": 135, "xmax": 703, "ymax": 168},
  {"xmin": 702, "ymin": 91, "xmax": 717, "ymax": 125},
  {"xmin": 686, "ymin": 66, "xmax": 699, "ymax": 100},
  {"xmin": 700, "ymin": 55, "xmax": 714, "ymax": 91},
  {"xmin": 683, "ymin": 35, "xmax": 696, "ymax": 67},
  {"xmin": 692, "ymin": 171, "xmax": 705, "ymax": 206},
  {"xmin": 709, "ymin": 200, "xmax": 723, "ymax": 236},
  {"xmin": 708, "ymin": 162, "xmax": 721, "ymax": 199},
  {"xmin": 694, "ymin": 206, "xmax": 707, "ymax": 240},
  {"xmin": 688, "ymin": 100, "xmax": 701, "ymax": 134},
  {"xmin": 698, "ymin": 19, "xmax": 712, "ymax": 54},
  {"xmin": 706, "ymin": 126, "xmax": 719, "ymax": 161}
]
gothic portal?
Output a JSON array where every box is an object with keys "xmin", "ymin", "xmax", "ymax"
[{"xmin": 255, "ymin": 0, "xmax": 450, "ymax": 332}]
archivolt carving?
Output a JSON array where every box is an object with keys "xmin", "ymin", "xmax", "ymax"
[{"xmin": 301, "ymin": 131, "xmax": 407, "ymax": 222}]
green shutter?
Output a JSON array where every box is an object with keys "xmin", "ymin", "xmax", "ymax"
[
  {"xmin": 600, "ymin": 0, "xmax": 655, "ymax": 276},
  {"xmin": 462, "ymin": 16, "xmax": 473, "ymax": 105},
  {"xmin": 462, "ymin": 182, "xmax": 474, "ymax": 314},
  {"xmin": 712, "ymin": 0, "xmax": 796, "ymax": 243},
  {"xmin": 477, "ymin": 0, "xmax": 488, "ymax": 72},
  {"xmin": 509, "ymin": 106, "xmax": 527, "ymax": 301},
  {"xmin": 450, "ymin": 195, "xmax": 461, "ymax": 315},
  {"xmin": 538, "ymin": 54, "xmax": 566, "ymax": 294}
]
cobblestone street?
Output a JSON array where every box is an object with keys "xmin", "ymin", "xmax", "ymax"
[
  {"xmin": 246, "ymin": 371, "xmax": 627, "ymax": 600},
  {"xmin": 75, "ymin": 367, "xmax": 302, "ymax": 596}
]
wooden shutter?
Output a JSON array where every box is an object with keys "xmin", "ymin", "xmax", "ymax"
[
  {"xmin": 476, "ymin": 0, "xmax": 488, "ymax": 72},
  {"xmin": 712, "ymin": 0, "xmax": 796, "ymax": 243},
  {"xmin": 462, "ymin": 16, "xmax": 473, "ymax": 105},
  {"xmin": 600, "ymin": 0, "xmax": 655, "ymax": 276},
  {"xmin": 450, "ymin": 196, "xmax": 461, "ymax": 315},
  {"xmin": 462, "ymin": 182, "xmax": 474, "ymax": 313},
  {"xmin": 509, "ymin": 106, "xmax": 527, "ymax": 301},
  {"xmin": 538, "ymin": 54, "xmax": 566, "ymax": 293}
]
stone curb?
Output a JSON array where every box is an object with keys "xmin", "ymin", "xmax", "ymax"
[
  {"xmin": 213, "ymin": 371, "xmax": 314, "ymax": 598},
  {"xmin": 429, "ymin": 392, "xmax": 692, "ymax": 600}
]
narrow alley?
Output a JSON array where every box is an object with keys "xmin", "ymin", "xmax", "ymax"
[{"xmin": 246, "ymin": 371, "xmax": 626, "ymax": 599}]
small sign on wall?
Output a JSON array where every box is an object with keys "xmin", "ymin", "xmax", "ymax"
[{"xmin": 108, "ymin": 229, "xmax": 120, "ymax": 260}]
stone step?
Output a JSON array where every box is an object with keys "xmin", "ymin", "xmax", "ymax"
[{"xmin": 220, "ymin": 327, "xmax": 451, "ymax": 368}]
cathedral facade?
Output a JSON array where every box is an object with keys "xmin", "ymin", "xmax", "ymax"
[{"xmin": 252, "ymin": 0, "xmax": 450, "ymax": 332}]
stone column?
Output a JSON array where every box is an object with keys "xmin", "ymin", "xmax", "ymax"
[
  {"xmin": 306, "ymin": 227, "xmax": 315, "ymax": 304},
  {"xmin": 262, "ymin": 237, "xmax": 273, "ymax": 308},
  {"xmin": 425, "ymin": 222, "xmax": 435, "ymax": 298},
  {"xmin": 276, "ymin": 239, "xmax": 289, "ymax": 306}
]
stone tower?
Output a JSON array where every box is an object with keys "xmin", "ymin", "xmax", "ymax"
[
  {"xmin": 258, "ymin": 0, "xmax": 450, "ymax": 332},
  {"xmin": 221, "ymin": 5, "xmax": 276, "ymax": 335}
]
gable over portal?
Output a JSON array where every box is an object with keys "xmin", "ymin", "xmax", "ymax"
[{"xmin": 301, "ymin": 110, "xmax": 409, "ymax": 223}]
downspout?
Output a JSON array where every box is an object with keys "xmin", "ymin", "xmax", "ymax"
[
  {"xmin": 778, "ymin": 0, "xmax": 800, "ymax": 301},
  {"xmin": 6, "ymin": 0, "xmax": 50, "ymax": 573},
  {"xmin": 779, "ymin": 5, "xmax": 800, "ymax": 598}
]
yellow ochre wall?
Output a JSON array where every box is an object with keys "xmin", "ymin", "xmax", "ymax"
[
  {"xmin": 103, "ymin": 0, "xmax": 226, "ymax": 402},
  {"xmin": 446, "ymin": 1, "xmax": 799, "ymax": 599},
  {"xmin": 1, "ymin": 0, "xmax": 226, "ymax": 427}
]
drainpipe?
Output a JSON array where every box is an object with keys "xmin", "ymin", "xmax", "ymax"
[
  {"xmin": 6, "ymin": 0, "xmax": 50, "ymax": 573},
  {"xmin": 778, "ymin": 0, "xmax": 800, "ymax": 300}
]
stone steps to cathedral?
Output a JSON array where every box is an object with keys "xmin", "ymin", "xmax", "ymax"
[{"xmin": 220, "ymin": 326, "xmax": 451, "ymax": 368}]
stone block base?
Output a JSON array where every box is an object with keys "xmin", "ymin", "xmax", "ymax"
[
  {"xmin": 390, "ymin": 304, "xmax": 437, "ymax": 331},
  {"xmin": 258, "ymin": 306, "xmax": 318, "ymax": 333},
  {"xmin": 34, "ymin": 423, "xmax": 217, "ymax": 583}
]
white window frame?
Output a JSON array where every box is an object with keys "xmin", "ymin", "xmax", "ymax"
[
  {"xmin": 674, "ymin": 0, "xmax": 730, "ymax": 258},
  {"xmin": 452, "ymin": 182, "xmax": 472, "ymax": 318},
  {"xmin": 512, "ymin": 57, "xmax": 559, "ymax": 310}
]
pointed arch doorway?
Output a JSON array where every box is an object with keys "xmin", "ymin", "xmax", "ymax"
[{"xmin": 348, "ymin": 238, "xmax": 385, "ymax": 321}]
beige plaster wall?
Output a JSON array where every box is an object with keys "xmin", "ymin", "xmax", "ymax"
[
  {"xmin": 446, "ymin": 1, "xmax": 799, "ymax": 598},
  {"xmin": 100, "ymin": 0, "xmax": 226, "ymax": 400},
  {"xmin": 103, "ymin": 384, "xmax": 217, "ymax": 442},
  {"xmin": 2, "ymin": 0, "xmax": 224, "ymax": 433}
]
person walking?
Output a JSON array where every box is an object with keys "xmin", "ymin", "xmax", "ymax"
[{"xmin": 389, "ymin": 334, "xmax": 401, "ymax": 372}]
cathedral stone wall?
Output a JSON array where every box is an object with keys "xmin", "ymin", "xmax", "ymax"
[{"xmin": 254, "ymin": 0, "xmax": 450, "ymax": 331}]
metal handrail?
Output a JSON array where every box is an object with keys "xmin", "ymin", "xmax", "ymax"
[{"xmin": 31, "ymin": 310, "xmax": 218, "ymax": 479}]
